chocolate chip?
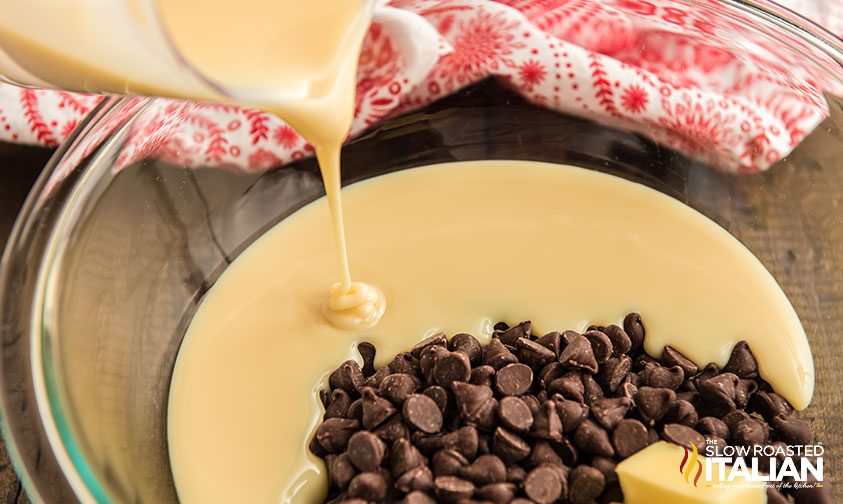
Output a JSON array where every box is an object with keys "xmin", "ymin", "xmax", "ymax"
[
  {"xmin": 357, "ymin": 342, "xmax": 377, "ymax": 377},
  {"xmin": 347, "ymin": 431, "xmax": 386, "ymax": 472},
  {"xmin": 552, "ymin": 395, "xmax": 589, "ymax": 432},
  {"xmin": 591, "ymin": 456, "xmax": 618, "ymax": 486},
  {"xmin": 410, "ymin": 333, "xmax": 448, "ymax": 359},
  {"xmin": 531, "ymin": 401, "xmax": 563, "ymax": 442},
  {"xmin": 390, "ymin": 352, "xmax": 419, "ymax": 377},
  {"xmin": 506, "ymin": 465, "xmax": 527, "ymax": 483},
  {"xmin": 633, "ymin": 354, "xmax": 658, "ymax": 372},
  {"xmin": 469, "ymin": 365, "xmax": 497, "ymax": 387},
  {"xmin": 470, "ymin": 398, "xmax": 499, "ymax": 431},
  {"xmin": 723, "ymin": 341, "xmax": 758, "ymax": 378},
  {"xmin": 569, "ymin": 465, "xmax": 605, "ymax": 504},
  {"xmin": 395, "ymin": 466, "xmax": 434, "ymax": 493},
  {"xmin": 492, "ymin": 427, "xmax": 531, "ymax": 464},
  {"xmin": 732, "ymin": 418, "xmax": 769, "ymax": 446},
  {"xmin": 591, "ymin": 397, "xmax": 633, "ymax": 430},
  {"xmin": 556, "ymin": 436, "xmax": 579, "ymax": 465},
  {"xmin": 494, "ymin": 321, "xmax": 531, "ymax": 346},
  {"xmin": 403, "ymin": 394, "xmax": 444, "ymax": 433},
  {"xmin": 401, "ymin": 490, "xmax": 436, "ymax": 504},
  {"xmin": 452, "ymin": 381, "xmax": 493, "ymax": 419},
  {"xmin": 431, "ymin": 448, "xmax": 468, "ymax": 477},
  {"xmin": 699, "ymin": 372, "xmax": 740, "ymax": 412},
  {"xmin": 696, "ymin": 416, "xmax": 729, "ymax": 440},
  {"xmin": 380, "ymin": 373, "xmax": 421, "ymax": 405},
  {"xmin": 476, "ymin": 482, "xmax": 517, "ymax": 504},
  {"xmin": 721, "ymin": 410, "xmax": 752, "ymax": 433},
  {"xmin": 373, "ymin": 414, "xmax": 410, "ymax": 444},
  {"xmin": 526, "ymin": 440, "xmax": 562, "ymax": 468},
  {"xmin": 439, "ymin": 425, "xmax": 479, "ymax": 459},
  {"xmin": 612, "ymin": 418, "xmax": 649, "ymax": 458},
  {"xmin": 449, "ymin": 333, "xmax": 484, "ymax": 365},
  {"xmin": 661, "ymin": 345, "xmax": 698, "ymax": 378},
  {"xmin": 597, "ymin": 355, "xmax": 631, "ymax": 392},
  {"xmin": 330, "ymin": 360, "xmax": 364, "ymax": 394},
  {"xmin": 514, "ymin": 396, "xmax": 537, "ymax": 418},
  {"xmin": 771, "ymin": 415, "xmax": 813, "ymax": 445},
  {"xmin": 623, "ymin": 312, "xmax": 645, "ymax": 353},
  {"xmin": 346, "ymin": 398, "xmax": 363, "ymax": 422},
  {"xmin": 524, "ymin": 465, "xmax": 566, "ymax": 503},
  {"xmin": 635, "ymin": 387, "xmax": 676, "ymax": 424},
  {"xmin": 516, "ymin": 337, "xmax": 555, "ymax": 369},
  {"xmin": 537, "ymin": 362, "xmax": 565, "ymax": 388},
  {"xmin": 363, "ymin": 366, "xmax": 392, "ymax": 390},
  {"xmin": 558, "ymin": 335, "xmax": 599, "ymax": 374},
  {"xmin": 421, "ymin": 385, "xmax": 448, "ymax": 414},
  {"xmin": 412, "ymin": 432, "xmax": 442, "ymax": 456},
  {"xmin": 559, "ymin": 330, "xmax": 580, "ymax": 345},
  {"xmin": 419, "ymin": 345, "xmax": 448, "ymax": 383},
  {"xmin": 647, "ymin": 427, "xmax": 659, "ymax": 445},
  {"xmin": 495, "ymin": 363, "xmax": 534, "ymax": 396},
  {"xmin": 498, "ymin": 396, "xmax": 534, "ymax": 433},
  {"xmin": 460, "ymin": 454, "xmax": 506, "ymax": 485},
  {"xmin": 316, "ymin": 418, "xmax": 360, "ymax": 453},
  {"xmin": 390, "ymin": 438, "xmax": 427, "ymax": 476},
  {"xmin": 574, "ymin": 419, "xmax": 614, "ymax": 457},
  {"xmin": 751, "ymin": 391, "xmax": 793, "ymax": 421},
  {"xmin": 548, "ymin": 372, "xmax": 585, "ymax": 402},
  {"xmin": 661, "ymin": 423, "xmax": 705, "ymax": 450},
  {"xmin": 618, "ymin": 380, "xmax": 638, "ymax": 401},
  {"xmin": 483, "ymin": 338, "xmax": 519, "ymax": 370},
  {"xmin": 433, "ymin": 475, "xmax": 475, "ymax": 503},
  {"xmin": 676, "ymin": 390, "xmax": 698, "ymax": 404},
  {"xmin": 583, "ymin": 330, "xmax": 614, "ymax": 363},
  {"xmin": 693, "ymin": 362, "xmax": 721, "ymax": 383},
  {"xmin": 640, "ymin": 363, "xmax": 684, "ymax": 390},
  {"xmin": 477, "ymin": 434, "xmax": 491, "ymax": 456},
  {"xmin": 433, "ymin": 351, "xmax": 472, "ymax": 388},
  {"xmin": 582, "ymin": 374, "xmax": 605, "ymax": 404},
  {"xmin": 536, "ymin": 331, "xmax": 565, "ymax": 356},
  {"xmin": 735, "ymin": 378, "xmax": 758, "ymax": 410},
  {"xmin": 329, "ymin": 452, "xmax": 358, "ymax": 490},
  {"xmin": 664, "ymin": 400, "xmax": 698, "ymax": 427},
  {"xmin": 347, "ymin": 471, "xmax": 388, "ymax": 501},
  {"xmin": 326, "ymin": 389, "xmax": 353, "ymax": 419},
  {"xmin": 603, "ymin": 324, "xmax": 632, "ymax": 356},
  {"xmin": 362, "ymin": 387, "xmax": 397, "ymax": 430}
]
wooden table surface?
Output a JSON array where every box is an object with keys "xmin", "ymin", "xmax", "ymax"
[
  {"xmin": 0, "ymin": 142, "xmax": 47, "ymax": 504},
  {"xmin": 0, "ymin": 92, "xmax": 840, "ymax": 502}
]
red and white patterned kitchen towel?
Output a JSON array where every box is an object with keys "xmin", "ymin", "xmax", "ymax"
[{"xmin": 1, "ymin": 0, "xmax": 841, "ymax": 172}]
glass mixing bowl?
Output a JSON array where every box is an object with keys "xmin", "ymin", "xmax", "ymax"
[{"xmin": 1, "ymin": 1, "xmax": 842, "ymax": 502}]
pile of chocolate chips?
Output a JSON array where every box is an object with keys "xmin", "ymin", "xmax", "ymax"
[{"xmin": 309, "ymin": 314, "xmax": 829, "ymax": 503}]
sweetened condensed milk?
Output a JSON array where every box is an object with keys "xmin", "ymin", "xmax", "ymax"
[{"xmin": 167, "ymin": 161, "xmax": 813, "ymax": 503}]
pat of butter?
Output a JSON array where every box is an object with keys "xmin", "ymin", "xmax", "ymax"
[{"xmin": 617, "ymin": 442, "xmax": 766, "ymax": 504}]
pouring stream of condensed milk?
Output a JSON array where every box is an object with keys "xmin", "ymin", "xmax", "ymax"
[
  {"xmin": 0, "ymin": 0, "xmax": 384, "ymax": 329},
  {"xmin": 155, "ymin": 0, "xmax": 386, "ymax": 329}
]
